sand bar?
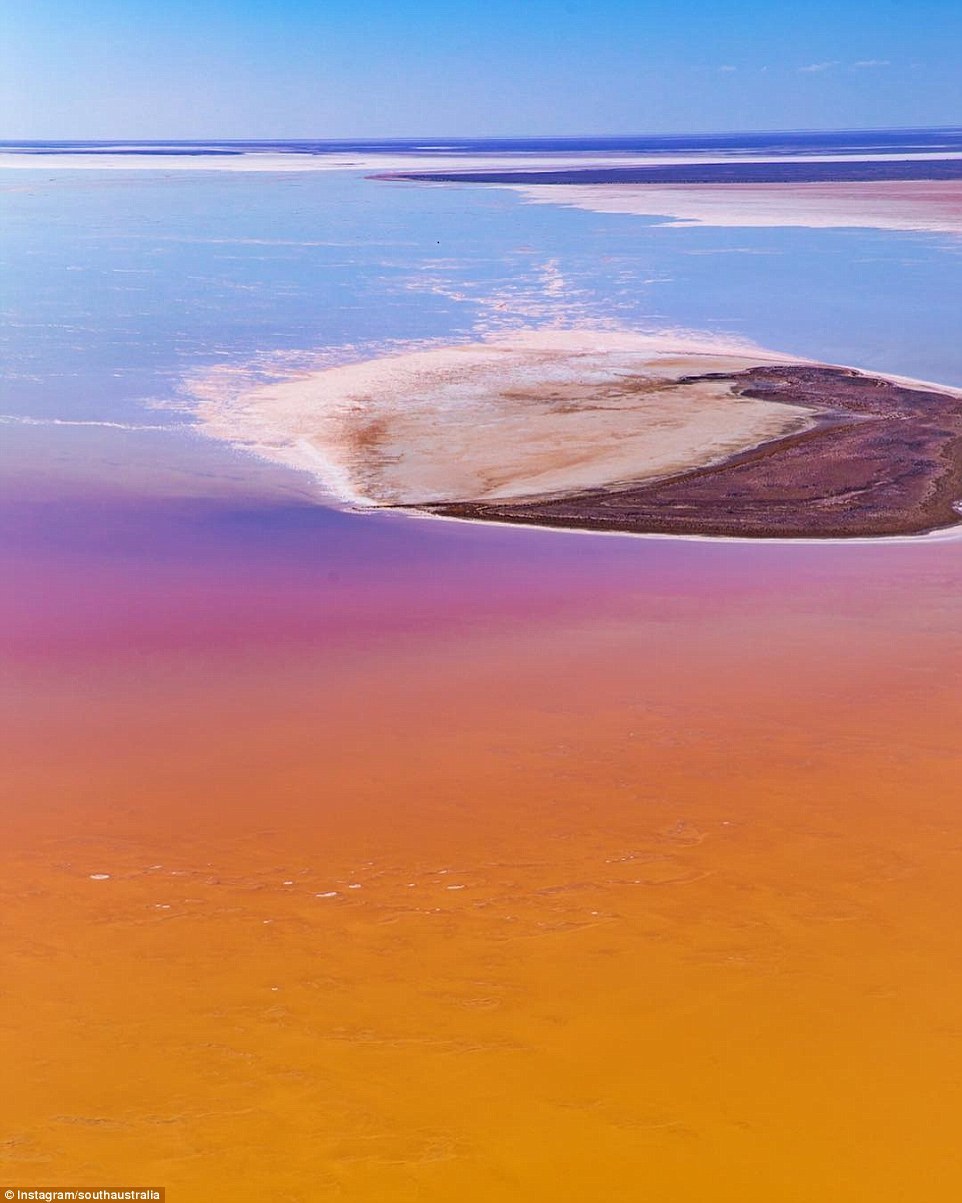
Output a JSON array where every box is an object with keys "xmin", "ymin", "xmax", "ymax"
[
  {"xmin": 194, "ymin": 328, "xmax": 962, "ymax": 540},
  {"xmin": 507, "ymin": 179, "xmax": 962, "ymax": 235}
]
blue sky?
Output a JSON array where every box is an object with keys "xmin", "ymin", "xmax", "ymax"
[{"xmin": 2, "ymin": 0, "xmax": 960, "ymax": 138}]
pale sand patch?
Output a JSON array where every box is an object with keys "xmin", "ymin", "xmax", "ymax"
[
  {"xmin": 193, "ymin": 329, "xmax": 816, "ymax": 508},
  {"xmin": 509, "ymin": 180, "xmax": 962, "ymax": 235}
]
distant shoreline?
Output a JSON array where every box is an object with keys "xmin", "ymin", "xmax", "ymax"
[
  {"xmin": 377, "ymin": 157, "xmax": 962, "ymax": 186},
  {"xmin": 377, "ymin": 163, "xmax": 962, "ymax": 235}
]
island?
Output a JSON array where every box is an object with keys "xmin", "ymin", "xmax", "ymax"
[{"xmin": 194, "ymin": 330, "xmax": 962, "ymax": 540}]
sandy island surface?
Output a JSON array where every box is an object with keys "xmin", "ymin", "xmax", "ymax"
[
  {"xmin": 193, "ymin": 330, "xmax": 816, "ymax": 505},
  {"xmin": 194, "ymin": 329, "xmax": 962, "ymax": 540}
]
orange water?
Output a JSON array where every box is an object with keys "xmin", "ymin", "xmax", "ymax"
[{"xmin": 3, "ymin": 498, "xmax": 961, "ymax": 1201}]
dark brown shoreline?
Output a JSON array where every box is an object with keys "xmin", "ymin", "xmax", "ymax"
[{"xmin": 411, "ymin": 366, "xmax": 962, "ymax": 539}]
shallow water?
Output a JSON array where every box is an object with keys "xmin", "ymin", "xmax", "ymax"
[{"xmin": 2, "ymin": 139, "xmax": 962, "ymax": 1201}]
